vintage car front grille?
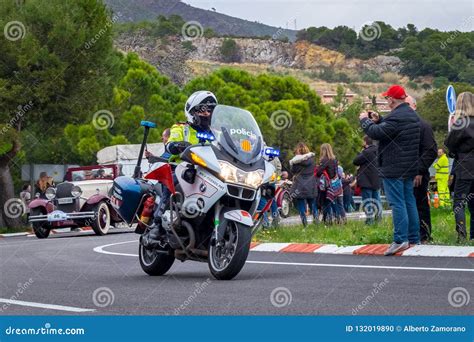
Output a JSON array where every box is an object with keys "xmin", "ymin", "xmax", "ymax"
[
  {"xmin": 227, "ymin": 184, "xmax": 256, "ymax": 201},
  {"xmin": 55, "ymin": 182, "xmax": 79, "ymax": 212},
  {"xmin": 56, "ymin": 182, "xmax": 73, "ymax": 198}
]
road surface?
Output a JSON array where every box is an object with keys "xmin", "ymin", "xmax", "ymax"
[{"xmin": 1, "ymin": 231, "xmax": 472, "ymax": 316}]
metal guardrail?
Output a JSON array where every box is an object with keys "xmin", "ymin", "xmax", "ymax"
[{"xmin": 352, "ymin": 195, "xmax": 387, "ymax": 204}]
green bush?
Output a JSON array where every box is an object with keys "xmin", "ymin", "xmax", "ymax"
[
  {"xmin": 406, "ymin": 81, "xmax": 418, "ymax": 90},
  {"xmin": 220, "ymin": 38, "xmax": 241, "ymax": 63},
  {"xmin": 433, "ymin": 76, "xmax": 449, "ymax": 89},
  {"xmin": 318, "ymin": 68, "xmax": 351, "ymax": 83},
  {"xmin": 361, "ymin": 70, "xmax": 383, "ymax": 83}
]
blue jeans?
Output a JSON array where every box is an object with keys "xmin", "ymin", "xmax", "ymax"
[
  {"xmin": 343, "ymin": 193, "xmax": 353, "ymax": 213},
  {"xmin": 382, "ymin": 178, "xmax": 420, "ymax": 244},
  {"xmin": 321, "ymin": 193, "xmax": 333, "ymax": 223},
  {"xmin": 257, "ymin": 195, "xmax": 279, "ymax": 226},
  {"xmin": 331, "ymin": 196, "xmax": 345, "ymax": 220},
  {"xmin": 295, "ymin": 198, "xmax": 317, "ymax": 225},
  {"xmin": 361, "ymin": 188, "xmax": 382, "ymax": 224}
]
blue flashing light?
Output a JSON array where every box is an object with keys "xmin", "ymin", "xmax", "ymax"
[
  {"xmin": 264, "ymin": 148, "xmax": 280, "ymax": 157},
  {"xmin": 196, "ymin": 132, "xmax": 215, "ymax": 141}
]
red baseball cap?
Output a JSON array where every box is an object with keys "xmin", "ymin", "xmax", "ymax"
[{"xmin": 381, "ymin": 85, "xmax": 407, "ymax": 99}]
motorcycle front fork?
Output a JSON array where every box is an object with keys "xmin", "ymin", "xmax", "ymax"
[{"xmin": 212, "ymin": 202, "xmax": 223, "ymax": 245}]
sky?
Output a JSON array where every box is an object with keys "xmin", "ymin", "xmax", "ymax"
[{"xmin": 184, "ymin": 0, "xmax": 474, "ymax": 32}]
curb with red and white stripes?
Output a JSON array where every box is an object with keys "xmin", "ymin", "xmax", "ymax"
[
  {"xmin": 249, "ymin": 242, "xmax": 474, "ymax": 258},
  {"xmin": 2, "ymin": 229, "xmax": 473, "ymax": 258}
]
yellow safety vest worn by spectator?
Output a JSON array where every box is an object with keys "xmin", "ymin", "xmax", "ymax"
[
  {"xmin": 167, "ymin": 123, "xmax": 200, "ymax": 163},
  {"xmin": 433, "ymin": 153, "xmax": 450, "ymax": 206}
]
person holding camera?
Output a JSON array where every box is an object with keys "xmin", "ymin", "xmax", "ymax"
[{"xmin": 359, "ymin": 85, "xmax": 420, "ymax": 256}]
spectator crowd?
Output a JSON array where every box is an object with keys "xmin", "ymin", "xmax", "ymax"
[{"xmin": 278, "ymin": 85, "xmax": 474, "ymax": 255}]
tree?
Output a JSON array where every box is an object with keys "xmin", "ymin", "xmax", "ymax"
[
  {"xmin": 0, "ymin": 0, "xmax": 121, "ymax": 228},
  {"xmin": 296, "ymin": 22, "xmax": 473, "ymax": 82},
  {"xmin": 220, "ymin": 38, "xmax": 241, "ymax": 63},
  {"xmin": 183, "ymin": 67, "xmax": 361, "ymax": 170},
  {"xmin": 64, "ymin": 53, "xmax": 185, "ymax": 165}
]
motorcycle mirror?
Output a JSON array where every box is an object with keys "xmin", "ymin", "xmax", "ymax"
[{"xmin": 140, "ymin": 121, "xmax": 157, "ymax": 128}]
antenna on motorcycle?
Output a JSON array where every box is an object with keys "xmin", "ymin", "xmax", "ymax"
[{"xmin": 134, "ymin": 120, "xmax": 157, "ymax": 178}]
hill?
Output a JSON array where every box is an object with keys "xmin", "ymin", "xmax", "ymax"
[{"xmin": 105, "ymin": 0, "xmax": 297, "ymax": 40}]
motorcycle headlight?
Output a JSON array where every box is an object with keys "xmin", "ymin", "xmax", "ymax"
[
  {"xmin": 71, "ymin": 186, "xmax": 82, "ymax": 198},
  {"xmin": 218, "ymin": 161, "xmax": 264, "ymax": 189},
  {"xmin": 45, "ymin": 187, "xmax": 56, "ymax": 200},
  {"xmin": 219, "ymin": 161, "xmax": 237, "ymax": 183},
  {"xmin": 246, "ymin": 170, "xmax": 264, "ymax": 188}
]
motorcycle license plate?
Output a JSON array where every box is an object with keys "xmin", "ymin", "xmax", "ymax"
[{"xmin": 47, "ymin": 210, "xmax": 68, "ymax": 222}]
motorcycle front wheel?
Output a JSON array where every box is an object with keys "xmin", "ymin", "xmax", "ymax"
[
  {"xmin": 208, "ymin": 221, "xmax": 251, "ymax": 280},
  {"xmin": 139, "ymin": 242, "xmax": 175, "ymax": 276},
  {"xmin": 280, "ymin": 192, "xmax": 292, "ymax": 218}
]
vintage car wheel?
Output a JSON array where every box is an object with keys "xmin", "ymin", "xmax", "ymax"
[
  {"xmin": 30, "ymin": 208, "xmax": 51, "ymax": 239},
  {"xmin": 90, "ymin": 201, "xmax": 111, "ymax": 236}
]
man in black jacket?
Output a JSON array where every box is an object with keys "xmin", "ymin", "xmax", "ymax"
[
  {"xmin": 353, "ymin": 135, "xmax": 381, "ymax": 224},
  {"xmin": 359, "ymin": 85, "xmax": 420, "ymax": 256},
  {"xmin": 406, "ymin": 96, "xmax": 438, "ymax": 243}
]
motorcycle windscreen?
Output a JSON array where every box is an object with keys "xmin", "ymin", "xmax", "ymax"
[{"xmin": 210, "ymin": 105, "xmax": 263, "ymax": 164}]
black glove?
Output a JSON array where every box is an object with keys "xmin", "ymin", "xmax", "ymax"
[{"xmin": 166, "ymin": 141, "xmax": 191, "ymax": 155}]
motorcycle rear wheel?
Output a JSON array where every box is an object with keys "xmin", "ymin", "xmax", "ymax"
[{"xmin": 139, "ymin": 242, "xmax": 175, "ymax": 276}]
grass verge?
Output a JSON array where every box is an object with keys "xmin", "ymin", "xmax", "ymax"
[{"xmin": 255, "ymin": 209, "xmax": 473, "ymax": 246}]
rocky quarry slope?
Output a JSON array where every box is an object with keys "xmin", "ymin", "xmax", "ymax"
[{"xmin": 115, "ymin": 33, "xmax": 403, "ymax": 86}]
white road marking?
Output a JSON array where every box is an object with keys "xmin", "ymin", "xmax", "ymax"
[
  {"xmin": 0, "ymin": 298, "xmax": 96, "ymax": 312},
  {"xmin": 93, "ymin": 240, "xmax": 138, "ymax": 257},
  {"xmin": 247, "ymin": 260, "xmax": 474, "ymax": 273},
  {"xmin": 93, "ymin": 240, "xmax": 474, "ymax": 273}
]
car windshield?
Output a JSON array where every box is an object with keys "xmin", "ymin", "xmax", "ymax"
[
  {"xmin": 71, "ymin": 167, "xmax": 114, "ymax": 181},
  {"xmin": 210, "ymin": 105, "xmax": 263, "ymax": 164}
]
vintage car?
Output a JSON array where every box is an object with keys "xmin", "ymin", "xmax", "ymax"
[{"xmin": 28, "ymin": 164, "xmax": 123, "ymax": 239}]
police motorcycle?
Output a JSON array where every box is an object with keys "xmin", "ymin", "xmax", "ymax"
[{"xmin": 110, "ymin": 105, "xmax": 279, "ymax": 280}]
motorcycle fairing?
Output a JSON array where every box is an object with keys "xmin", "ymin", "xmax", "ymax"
[
  {"xmin": 176, "ymin": 163, "xmax": 227, "ymax": 214},
  {"xmin": 223, "ymin": 210, "xmax": 253, "ymax": 227}
]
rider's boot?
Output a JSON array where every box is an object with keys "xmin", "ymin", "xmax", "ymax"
[{"xmin": 140, "ymin": 218, "xmax": 166, "ymax": 249}]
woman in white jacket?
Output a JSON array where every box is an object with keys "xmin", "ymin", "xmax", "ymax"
[{"xmin": 289, "ymin": 142, "xmax": 318, "ymax": 227}]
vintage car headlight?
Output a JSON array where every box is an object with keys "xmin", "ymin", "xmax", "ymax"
[
  {"xmin": 45, "ymin": 187, "xmax": 56, "ymax": 200},
  {"xmin": 71, "ymin": 186, "xmax": 82, "ymax": 198},
  {"xmin": 218, "ymin": 161, "xmax": 264, "ymax": 189}
]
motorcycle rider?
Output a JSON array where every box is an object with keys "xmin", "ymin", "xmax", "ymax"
[{"xmin": 141, "ymin": 90, "xmax": 218, "ymax": 247}]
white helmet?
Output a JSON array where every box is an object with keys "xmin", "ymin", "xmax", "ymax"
[{"xmin": 184, "ymin": 91, "xmax": 218, "ymax": 127}]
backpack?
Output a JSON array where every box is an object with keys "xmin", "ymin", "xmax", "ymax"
[
  {"xmin": 330, "ymin": 175, "xmax": 343, "ymax": 196},
  {"xmin": 329, "ymin": 160, "xmax": 343, "ymax": 196},
  {"xmin": 319, "ymin": 171, "xmax": 329, "ymax": 191}
]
